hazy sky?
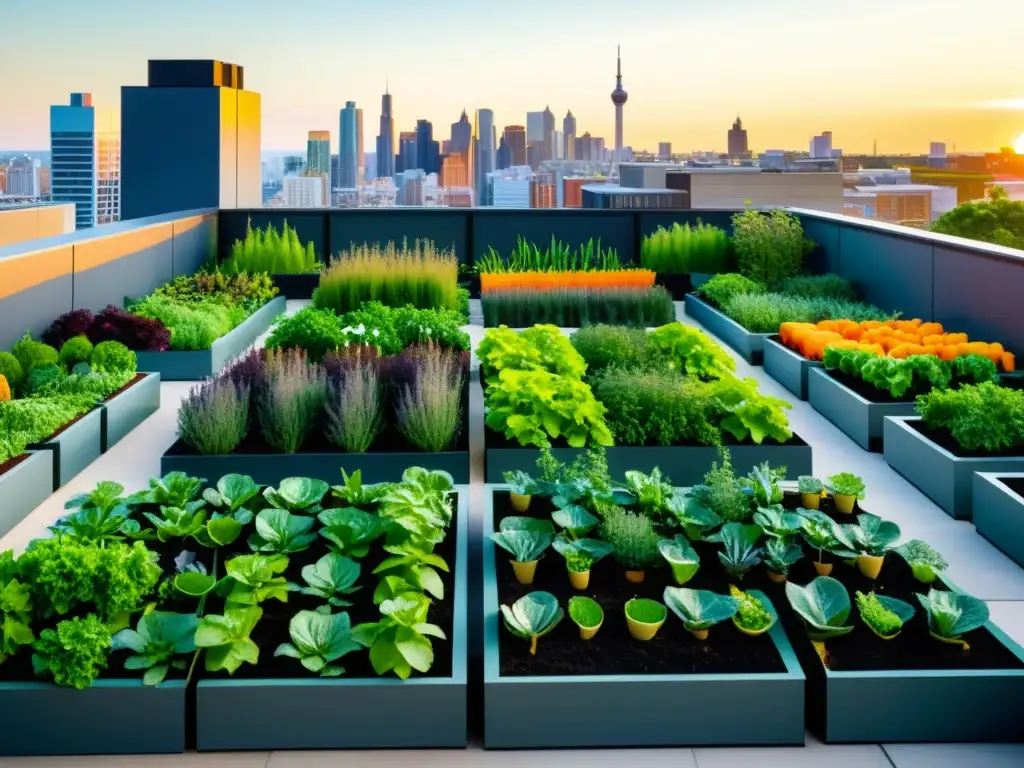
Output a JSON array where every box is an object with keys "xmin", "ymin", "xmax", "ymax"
[{"xmin": 3, "ymin": 0, "xmax": 1023, "ymax": 154}]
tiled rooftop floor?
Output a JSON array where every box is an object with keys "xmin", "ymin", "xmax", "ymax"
[{"xmin": 2, "ymin": 300, "xmax": 1022, "ymax": 767}]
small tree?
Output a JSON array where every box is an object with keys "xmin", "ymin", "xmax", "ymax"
[{"xmin": 931, "ymin": 187, "xmax": 1024, "ymax": 250}]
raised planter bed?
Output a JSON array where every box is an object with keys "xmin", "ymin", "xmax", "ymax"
[
  {"xmin": 101, "ymin": 372, "xmax": 161, "ymax": 451},
  {"xmin": 883, "ymin": 416, "xmax": 1024, "ymax": 520},
  {"xmin": 482, "ymin": 486, "xmax": 805, "ymax": 748},
  {"xmin": 484, "ymin": 427, "xmax": 812, "ymax": 486},
  {"xmin": 973, "ymin": 473, "xmax": 1024, "ymax": 567},
  {"xmin": 763, "ymin": 336, "xmax": 821, "ymax": 400},
  {"xmin": 808, "ymin": 367, "xmax": 916, "ymax": 452},
  {"xmin": 272, "ymin": 273, "xmax": 319, "ymax": 299},
  {"xmin": 135, "ymin": 295, "xmax": 287, "ymax": 381},
  {"xmin": 0, "ymin": 679, "xmax": 186, "ymax": 756},
  {"xmin": 0, "ymin": 451, "xmax": 54, "ymax": 538},
  {"xmin": 684, "ymin": 293, "xmax": 769, "ymax": 365},
  {"xmin": 28, "ymin": 406, "xmax": 104, "ymax": 490},
  {"xmin": 195, "ymin": 489, "xmax": 468, "ymax": 751}
]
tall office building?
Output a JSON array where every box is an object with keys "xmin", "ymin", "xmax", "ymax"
[
  {"xmin": 356, "ymin": 108, "xmax": 364, "ymax": 186},
  {"xmin": 306, "ymin": 131, "xmax": 330, "ymax": 207},
  {"xmin": 396, "ymin": 131, "xmax": 417, "ymax": 174},
  {"xmin": 5, "ymin": 158, "xmax": 40, "ymax": 197},
  {"xmin": 375, "ymin": 86, "xmax": 395, "ymax": 179},
  {"xmin": 575, "ymin": 132, "xmax": 605, "ymax": 162},
  {"xmin": 563, "ymin": 111, "xmax": 577, "ymax": 160},
  {"xmin": 50, "ymin": 93, "xmax": 121, "ymax": 229},
  {"xmin": 475, "ymin": 108, "xmax": 496, "ymax": 204},
  {"xmin": 121, "ymin": 59, "xmax": 259, "ymax": 219},
  {"xmin": 415, "ymin": 119, "xmax": 440, "ymax": 174},
  {"xmin": 283, "ymin": 156, "xmax": 305, "ymax": 175},
  {"xmin": 496, "ymin": 134, "xmax": 511, "ymax": 171},
  {"xmin": 658, "ymin": 142, "xmax": 672, "ymax": 160},
  {"xmin": 728, "ymin": 117, "xmax": 748, "ymax": 158},
  {"xmin": 810, "ymin": 131, "xmax": 833, "ymax": 159},
  {"xmin": 339, "ymin": 101, "xmax": 359, "ymax": 188},
  {"xmin": 610, "ymin": 46, "xmax": 628, "ymax": 163},
  {"xmin": 503, "ymin": 125, "xmax": 527, "ymax": 167},
  {"xmin": 526, "ymin": 107, "xmax": 555, "ymax": 167}
]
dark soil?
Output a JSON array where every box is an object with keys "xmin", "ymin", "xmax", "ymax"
[
  {"xmin": 906, "ymin": 419, "xmax": 1024, "ymax": 459},
  {"xmin": 1002, "ymin": 477, "xmax": 1024, "ymax": 498},
  {"xmin": 492, "ymin": 492, "xmax": 787, "ymax": 677}
]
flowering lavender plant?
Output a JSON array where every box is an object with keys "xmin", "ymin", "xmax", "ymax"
[{"xmin": 178, "ymin": 376, "xmax": 250, "ymax": 455}]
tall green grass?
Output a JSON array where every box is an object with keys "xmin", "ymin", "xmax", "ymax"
[
  {"xmin": 313, "ymin": 239, "xmax": 459, "ymax": 313},
  {"xmin": 222, "ymin": 218, "xmax": 318, "ymax": 275},
  {"xmin": 640, "ymin": 221, "xmax": 732, "ymax": 275},
  {"xmin": 478, "ymin": 236, "xmax": 622, "ymax": 273}
]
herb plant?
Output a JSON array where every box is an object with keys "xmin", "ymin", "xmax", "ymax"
[
  {"xmin": 764, "ymin": 537, "xmax": 803, "ymax": 577},
  {"xmin": 752, "ymin": 505, "xmax": 803, "ymax": 539},
  {"xmin": 855, "ymin": 591, "xmax": 915, "ymax": 639},
  {"xmin": 916, "ymin": 382, "xmax": 1024, "ymax": 453},
  {"xmin": 691, "ymin": 449, "xmax": 751, "ymax": 523},
  {"xmin": 827, "ymin": 473, "xmax": 866, "ymax": 500},
  {"xmin": 708, "ymin": 523, "xmax": 763, "ymax": 580},
  {"xmin": 568, "ymin": 596, "xmax": 603, "ymax": 629},
  {"xmin": 696, "ymin": 273, "xmax": 765, "ymax": 307},
  {"xmin": 647, "ymin": 322, "xmax": 736, "ymax": 381},
  {"xmin": 601, "ymin": 506, "xmax": 662, "ymax": 571},
  {"xmin": 798, "ymin": 476, "xmax": 824, "ymax": 494},
  {"xmin": 1, "ymin": 552, "xmax": 34, "ymax": 659},
  {"xmin": 731, "ymin": 209, "xmax": 813, "ymax": 287},
  {"xmin": 838, "ymin": 513, "xmax": 900, "ymax": 557},
  {"xmin": 729, "ymin": 586, "xmax": 776, "ymax": 633},
  {"xmin": 894, "ymin": 539, "xmax": 948, "ymax": 583},
  {"xmin": 551, "ymin": 537, "xmax": 614, "ymax": 572},
  {"xmin": 274, "ymin": 609, "xmax": 362, "ymax": 677}
]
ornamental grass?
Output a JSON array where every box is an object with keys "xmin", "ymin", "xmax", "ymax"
[
  {"xmin": 477, "ymin": 235, "xmax": 622, "ymax": 273},
  {"xmin": 313, "ymin": 239, "xmax": 459, "ymax": 314}
]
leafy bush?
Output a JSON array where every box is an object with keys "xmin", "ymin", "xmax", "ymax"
[
  {"xmin": 314, "ymin": 239, "xmax": 459, "ymax": 313},
  {"xmin": 179, "ymin": 377, "xmax": 251, "ymax": 455},
  {"xmin": 32, "ymin": 614, "xmax": 112, "ymax": 689},
  {"xmin": 696, "ymin": 273, "xmax": 765, "ymax": 307},
  {"xmin": 267, "ymin": 306, "xmax": 347, "ymax": 363},
  {"xmin": 86, "ymin": 305, "xmax": 171, "ymax": 352},
  {"xmin": 396, "ymin": 346, "xmax": 465, "ymax": 452},
  {"xmin": 12, "ymin": 334, "xmax": 58, "ymax": 375},
  {"xmin": 43, "ymin": 309, "xmax": 95, "ymax": 349},
  {"xmin": 27, "ymin": 364, "xmax": 65, "ymax": 394},
  {"xmin": 154, "ymin": 271, "xmax": 278, "ymax": 312},
  {"xmin": 731, "ymin": 210, "xmax": 813, "ymax": 287},
  {"xmin": 779, "ymin": 274, "xmax": 857, "ymax": 301},
  {"xmin": 478, "ymin": 325, "xmax": 587, "ymax": 382},
  {"xmin": 931, "ymin": 186, "xmax": 1024, "ymax": 250},
  {"xmin": 481, "ymin": 286, "xmax": 675, "ymax": 328},
  {"xmin": 90, "ymin": 341, "xmax": 136, "ymax": 376},
  {"xmin": 0, "ymin": 352, "xmax": 24, "ymax": 392},
  {"xmin": 721, "ymin": 292, "xmax": 890, "ymax": 333},
  {"xmin": 648, "ymin": 322, "xmax": 736, "ymax": 380},
  {"xmin": 130, "ymin": 295, "xmax": 239, "ymax": 351},
  {"xmin": 484, "ymin": 368, "xmax": 613, "ymax": 448},
  {"xmin": 0, "ymin": 395, "xmax": 95, "ymax": 463},
  {"xmin": 222, "ymin": 218, "xmax": 319, "ymax": 275},
  {"xmin": 58, "ymin": 336, "xmax": 94, "ymax": 369},
  {"xmin": 570, "ymin": 325, "xmax": 650, "ymax": 373},
  {"xmin": 259, "ymin": 349, "xmax": 326, "ymax": 453},
  {"xmin": 641, "ymin": 220, "xmax": 732, "ymax": 275},
  {"xmin": 916, "ymin": 381, "xmax": 1024, "ymax": 453},
  {"xmin": 699, "ymin": 376, "xmax": 794, "ymax": 444},
  {"xmin": 324, "ymin": 352, "xmax": 384, "ymax": 453}
]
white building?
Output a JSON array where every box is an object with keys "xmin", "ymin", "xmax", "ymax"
[
  {"xmin": 282, "ymin": 176, "xmax": 325, "ymax": 208},
  {"xmin": 486, "ymin": 165, "xmax": 533, "ymax": 208}
]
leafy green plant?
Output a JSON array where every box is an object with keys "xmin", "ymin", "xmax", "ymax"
[
  {"xmin": 12, "ymin": 333, "xmax": 59, "ymax": 375},
  {"xmin": 798, "ymin": 476, "xmax": 824, "ymax": 494},
  {"xmin": 855, "ymin": 591, "xmax": 915, "ymax": 639},
  {"xmin": 223, "ymin": 554, "xmax": 293, "ymax": 607},
  {"xmin": 274, "ymin": 609, "xmax": 362, "ymax": 677},
  {"xmin": 753, "ymin": 505, "xmax": 802, "ymax": 539},
  {"xmin": 837, "ymin": 513, "xmax": 900, "ymax": 557},
  {"xmin": 1, "ymin": 551, "xmax": 34, "ymax": 660},
  {"xmin": 478, "ymin": 325, "xmax": 587, "ymax": 383},
  {"xmin": 916, "ymin": 382, "xmax": 1024, "ymax": 453},
  {"xmin": 730, "ymin": 586, "xmax": 776, "ymax": 633},
  {"xmin": 785, "ymin": 577, "xmax": 854, "ymax": 640},
  {"xmin": 130, "ymin": 295, "xmax": 239, "ymax": 351},
  {"xmin": 551, "ymin": 505, "xmax": 599, "ymax": 537},
  {"xmin": 50, "ymin": 480, "xmax": 134, "ymax": 543},
  {"xmin": 798, "ymin": 509, "xmax": 849, "ymax": 565},
  {"xmin": 827, "ymin": 472, "xmax": 866, "ymax": 499},
  {"xmin": 664, "ymin": 494, "xmax": 723, "ymax": 540},
  {"xmin": 621, "ymin": 468, "xmax": 674, "ymax": 517},
  {"xmin": 568, "ymin": 596, "xmax": 603, "ymax": 629},
  {"xmin": 90, "ymin": 341, "xmax": 136, "ymax": 376},
  {"xmin": 500, "ymin": 591, "xmax": 564, "ymax": 655},
  {"xmin": 139, "ymin": 472, "xmax": 205, "ymax": 509},
  {"xmin": 570, "ymin": 325, "xmax": 650, "ymax": 374},
  {"xmin": 731, "ymin": 209, "xmax": 812, "ymax": 286},
  {"xmin": 931, "ymin": 186, "xmax": 1024, "ymax": 249},
  {"xmin": 491, "ymin": 528, "xmax": 553, "ymax": 563},
  {"xmin": 265, "ymin": 477, "xmax": 330, "ymax": 512},
  {"xmin": 696, "ymin": 273, "xmax": 765, "ymax": 307},
  {"xmin": 663, "ymin": 588, "xmax": 739, "ymax": 634},
  {"xmin": 0, "ymin": 351, "xmax": 25, "ymax": 391},
  {"xmin": 915, "ymin": 589, "xmax": 990, "ymax": 646},
  {"xmin": 203, "ymin": 474, "xmax": 261, "ymax": 515},
  {"xmin": 372, "ymin": 542, "xmax": 450, "ymax": 601},
  {"xmin": 601, "ymin": 505, "xmax": 662, "ymax": 571},
  {"xmin": 703, "ymin": 376, "xmax": 794, "ymax": 445},
  {"xmin": 31, "ymin": 614, "xmax": 111, "ymax": 689},
  {"xmin": 266, "ymin": 306, "xmax": 347, "ymax": 363},
  {"xmin": 551, "ymin": 537, "xmax": 614, "ymax": 573},
  {"xmin": 318, "ymin": 507, "xmax": 385, "ymax": 558},
  {"xmin": 647, "ymin": 322, "xmax": 736, "ymax": 380},
  {"xmin": 722, "ymin": 292, "xmax": 889, "ymax": 333},
  {"xmin": 764, "ymin": 537, "xmax": 803, "ymax": 577},
  {"xmin": 504, "ymin": 470, "xmax": 539, "ymax": 497},
  {"xmin": 693, "ymin": 453, "xmax": 753, "ymax": 527},
  {"xmin": 742, "ymin": 463, "xmax": 785, "ymax": 507},
  {"xmin": 779, "ymin": 274, "xmax": 857, "ymax": 301},
  {"xmin": 248, "ymin": 509, "xmax": 317, "ymax": 553},
  {"xmin": 143, "ymin": 504, "xmax": 208, "ymax": 542},
  {"xmin": 353, "ymin": 592, "xmax": 446, "ymax": 678},
  {"xmin": 658, "ymin": 535, "xmax": 700, "ymax": 585},
  {"xmin": 195, "ymin": 607, "xmax": 262, "ymax": 674},
  {"xmin": 111, "ymin": 611, "xmax": 199, "ymax": 685},
  {"xmin": 484, "ymin": 368, "xmax": 614, "ymax": 448},
  {"xmin": 300, "ymin": 553, "xmax": 361, "ymax": 606},
  {"xmin": 894, "ymin": 540, "xmax": 948, "ymax": 583},
  {"xmin": 708, "ymin": 522, "xmax": 763, "ymax": 579},
  {"xmin": 331, "ymin": 468, "xmax": 393, "ymax": 506}
]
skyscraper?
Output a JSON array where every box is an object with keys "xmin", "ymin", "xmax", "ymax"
[
  {"xmin": 610, "ymin": 46, "xmax": 628, "ymax": 163},
  {"xmin": 496, "ymin": 134, "xmax": 511, "ymax": 171},
  {"xmin": 658, "ymin": 142, "xmax": 672, "ymax": 160},
  {"xmin": 356, "ymin": 108, "xmax": 364, "ymax": 186},
  {"xmin": 810, "ymin": 131, "xmax": 833, "ymax": 158},
  {"xmin": 503, "ymin": 126, "xmax": 527, "ymax": 167},
  {"xmin": 339, "ymin": 101, "xmax": 358, "ymax": 188},
  {"xmin": 121, "ymin": 59, "xmax": 260, "ymax": 219},
  {"xmin": 306, "ymin": 131, "xmax": 330, "ymax": 176},
  {"xmin": 396, "ymin": 131, "xmax": 417, "ymax": 174},
  {"xmin": 526, "ymin": 108, "xmax": 555, "ymax": 167},
  {"xmin": 728, "ymin": 117, "xmax": 748, "ymax": 158},
  {"xmin": 376, "ymin": 85, "xmax": 395, "ymax": 179},
  {"xmin": 415, "ymin": 119, "xmax": 439, "ymax": 174},
  {"xmin": 475, "ymin": 108, "xmax": 496, "ymax": 204},
  {"xmin": 50, "ymin": 93, "xmax": 121, "ymax": 229},
  {"xmin": 563, "ymin": 111, "xmax": 577, "ymax": 160}
]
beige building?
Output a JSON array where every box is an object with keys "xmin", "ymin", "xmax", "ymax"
[{"xmin": 0, "ymin": 203, "xmax": 76, "ymax": 248}]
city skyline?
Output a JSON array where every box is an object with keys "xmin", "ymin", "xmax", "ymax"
[{"xmin": 2, "ymin": 0, "xmax": 1024, "ymax": 154}]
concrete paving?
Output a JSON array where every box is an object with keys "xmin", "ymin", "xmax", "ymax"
[{"xmin": 2, "ymin": 299, "xmax": 1021, "ymax": 767}]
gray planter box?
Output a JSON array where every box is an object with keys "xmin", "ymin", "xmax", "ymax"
[
  {"xmin": 161, "ymin": 441, "xmax": 470, "ymax": 485},
  {"xmin": 29, "ymin": 406, "xmax": 104, "ymax": 489},
  {"xmin": 974, "ymin": 473, "xmax": 1024, "ymax": 567},
  {"xmin": 135, "ymin": 296, "xmax": 286, "ymax": 381},
  {"xmin": 0, "ymin": 679, "xmax": 186, "ymax": 756},
  {"xmin": 101, "ymin": 372, "xmax": 161, "ymax": 451},
  {"xmin": 684, "ymin": 293, "xmax": 770, "ymax": 364},
  {"xmin": 763, "ymin": 336, "xmax": 821, "ymax": 400},
  {"xmin": 482, "ymin": 485, "xmax": 805, "ymax": 749},
  {"xmin": 808, "ymin": 368, "xmax": 915, "ymax": 452},
  {"xmin": 195, "ymin": 488, "xmax": 469, "ymax": 751},
  {"xmin": 883, "ymin": 416, "xmax": 1024, "ymax": 520},
  {"xmin": 485, "ymin": 430, "xmax": 812, "ymax": 486},
  {"xmin": 800, "ymin": 579, "xmax": 1024, "ymax": 743},
  {"xmin": 0, "ymin": 451, "xmax": 54, "ymax": 538}
]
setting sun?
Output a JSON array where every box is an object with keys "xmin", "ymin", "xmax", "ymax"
[{"xmin": 1016, "ymin": 133, "xmax": 1024, "ymax": 154}]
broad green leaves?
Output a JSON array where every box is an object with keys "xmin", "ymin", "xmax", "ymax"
[
  {"xmin": 352, "ymin": 592, "xmax": 446, "ymax": 679},
  {"xmin": 916, "ymin": 589, "xmax": 989, "ymax": 642},
  {"xmin": 838, "ymin": 513, "xmax": 900, "ymax": 558},
  {"xmin": 264, "ymin": 478, "xmax": 329, "ymax": 512},
  {"xmin": 224, "ymin": 554, "xmax": 293, "ymax": 607},
  {"xmin": 708, "ymin": 523, "xmax": 763, "ymax": 580},
  {"xmin": 274, "ymin": 610, "xmax": 361, "ymax": 677},
  {"xmin": 785, "ymin": 577, "xmax": 854, "ymax": 640},
  {"xmin": 249, "ymin": 509, "xmax": 317, "ymax": 554},
  {"xmin": 195, "ymin": 607, "xmax": 262, "ymax": 674},
  {"xmin": 318, "ymin": 508, "xmax": 384, "ymax": 558},
  {"xmin": 300, "ymin": 554, "xmax": 362, "ymax": 607},
  {"xmin": 658, "ymin": 535, "xmax": 700, "ymax": 585},
  {"xmin": 663, "ymin": 587, "xmax": 739, "ymax": 631},
  {"xmin": 491, "ymin": 530, "xmax": 552, "ymax": 563},
  {"xmin": 111, "ymin": 611, "xmax": 199, "ymax": 686},
  {"xmin": 500, "ymin": 591, "xmax": 564, "ymax": 647}
]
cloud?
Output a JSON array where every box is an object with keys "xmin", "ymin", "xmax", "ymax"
[{"xmin": 979, "ymin": 98, "xmax": 1024, "ymax": 110}]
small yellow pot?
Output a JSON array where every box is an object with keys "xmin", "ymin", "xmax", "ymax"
[
  {"xmin": 568, "ymin": 569, "xmax": 591, "ymax": 590},
  {"xmin": 857, "ymin": 553, "xmax": 885, "ymax": 580},
  {"xmin": 626, "ymin": 615, "xmax": 664, "ymax": 642},
  {"xmin": 689, "ymin": 628, "xmax": 710, "ymax": 640},
  {"xmin": 509, "ymin": 492, "xmax": 532, "ymax": 512},
  {"xmin": 625, "ymin": 570, "xmax": 645, "ymax": 584},
  {"xmin": 801, "ymin": 492, "xmax": 821, "ymax": 510},
  {"xmin": 512, "ymin": 559, "xmax": 538, "ymax": 585},
  {"xmin": 767, "ymin": 570, "xmax": 787, "ymax": 584},
  {"xmin": 733, "ymin": 619, "xmax": 773, "ymax": 637},
  {"xmin": 867, "ymin": 622, "xmax": 900, "ymax": 641},
  {"xmin": 578, "ymin": 620, "xmax": 603, "ymax": 640},
  {"xmin": 814, "ymin": 561, "xmax": 833, "ymax": 577},
  {"xmin": 833, "ymin": 494, "xmax": 857, "ymax": 515}
]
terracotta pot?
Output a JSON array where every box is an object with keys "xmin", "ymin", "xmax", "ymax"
[
  {"xmin": 512, "ymin": 559, "xmax": 538, "ymax": 585},
  {"xmin": 578, "ymin": 620, "xmax": 603, "ymax": 641},
  {"xmin": 509, "ymin": 492, "xmax": 532, "ymax": 512},
  {"xmin": 626, "ymin": 615, "xmax": 664, "ymax": 641},
  {"xmin": 833, "ymin": 494, "xmax": 857, "ymax": 515},
  {"xmin": 801, "ymin": 492, "xmax": 821, "ymax": 510},
  {"xmin": 814, "ymin": 560, "xmax": 833, "ymax": 577},
  {"xmin": 767, "ymin": 570, "xmax": 788, "ymax": 584},
  {"xmin": 568, "ymin": 569, "xmax": 590, "ymax": 590},
  {"xmin": 857, "ymin": 553, "xmax": 885, "ymax": 580},
  {"xmin": 625, "ymin": 570, "xmax": 645, "ymax": 584}
]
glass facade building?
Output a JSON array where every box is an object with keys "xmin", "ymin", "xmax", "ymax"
[
  {"xmin": 50, "ymin": 93, "xmax": 120, "ymax": 229},
  {"xmin": 339, "ymin": 102, "xmax": 358, "ymax": 188}
]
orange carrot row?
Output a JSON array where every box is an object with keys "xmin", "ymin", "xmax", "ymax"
[{"xmin": 480, "ymin": 269, "xmax": 656, "ymax": 293}]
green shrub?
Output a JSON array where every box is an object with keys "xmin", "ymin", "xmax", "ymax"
[
  {"xmin": 720, "ymin": 293, "xmax": 890, "ymax": 333},
  {"xmin": 601, "ymin": 505, "xmax": 662, "ymax": 570},
  {"xmin": 90, "ymin": 341, "xmax": 137, "ymax": 376},
  {"xmin": 691, "ymin": 448, "xmax": 752, "ymax": 523},
  {"xmin": 570, "ymin": 325, "xmax": 650, "ymax": 374},
  {"xmin": 26, "ymin": 363, "xmax": 65, "ymax": 394},
  {"xmin": 478, "ymin": 325, "xmax": 587, "ymax": 382},
  {"xmin": 58, "ymin": 336, "xmax": 94, "ymax": 369},
  {"xmin": 11, "ymin": 334, "xmax": 58, "ymax": 375},
  {"xmin": 32, "ymin": 614, "xmax": 112, "ymax": 689},
  {"xmin": 647, "ymin": 323, "xmax": 735, "ymax": 380},
  {"xmin": 0, "ymin": 352, "xmax": 24, "ymax": 391},
  {"xmin": 155, "ymin": 271, "xmax": 278, "ymax": 313},
  {"xmin": 640, "ymin": 221, "xmax": 732, "ymax": 275},
  {"xmin": 266, "ymin": 306, "xmax": 347, "ymax": 362},
  {"xmin": 0, "ymin": 395, "xmax": 95, "ymax": 462},
  {"xmin": 131, "ymin": 296, "xmax": 238, "ymax": 350},
  {"xmin": 779, "ymin": 274, "xmax": 857, "ymax": 301},
  {"xmin": 731, "ymin": 210, "xmax": 814, "ymax": 287},
  {"xmin": 696, "ymin": 273, "xmax": 764, "ymax": 307},
  {"xmin": 916, "ymin": 381, "xmax": 1024, "ymax": 453},
  {"xmin": 482, "ymin": 287, "xmax": 675, "ymax": 328},
  {"xmin": 222, "ymin": 218, "xmax": 319, "ymax": 275},
  {"xmin": 700, "ymin": 376, "xmax": 794, "ymax": 444}
]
